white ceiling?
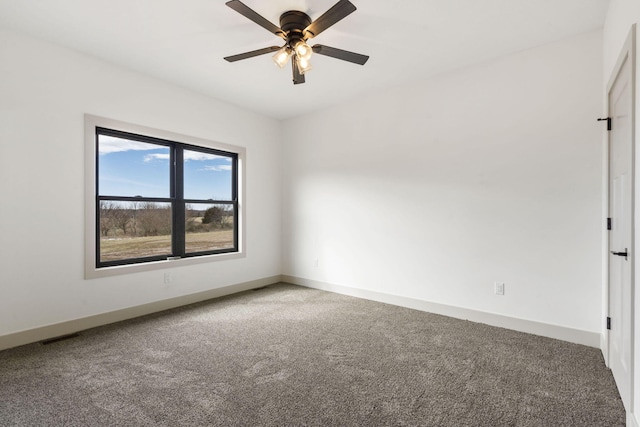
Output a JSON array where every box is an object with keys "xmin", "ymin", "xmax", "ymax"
[{"xmin": 0, "ymin": 0, "xmax": 609, "ymax": 120}]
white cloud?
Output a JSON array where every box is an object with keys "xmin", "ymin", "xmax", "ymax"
[
  {"xmin": 98, "ymin": 135, "xmax": 161, "ymax": 154},
  {"xmin": 144, "ymin": 151, "xmax": 226, "ymax": 163},
  {"xmin": 144, "ymin": 153, "xmax": 170, "ymax": 162},
  {"xmin": 98, "ymin": 135, "xmax": 229, "ymax": 164},
  {"xmin": 203, "ymin": 165, "xmax": 232, "ymax": 172},
  {"xmin": 185, "ymin": 151, "xmax": 225, "ymax": 161}
]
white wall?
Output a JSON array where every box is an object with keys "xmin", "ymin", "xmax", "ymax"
[
  {"xmin": 0, "ymin": 29, "xmax": 282, "ymax": 338},
  {"xmin": 604, "ymin": 1, "xmax": 640, "ymax": 425},
  {"xmin": 282, "ymin": 31, "xmax": 603, "ymax": 334},
  {"xmin": 0, "ymin": 14, "xmax": 624, "ymax": 418}
]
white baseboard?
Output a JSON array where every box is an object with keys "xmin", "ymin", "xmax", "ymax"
[
  {"xmin": 629, "ymin": 411, "xmax": 640, "ymax": 427},
  {"xmin": 600, "ymin": 332, "xmax": 609, "ymax": 366},
  {"xmin": 0, "ymin": 275, "xmax": 281, "ymax": 352},
  {"xmin": 1, "ymin": 275, "xmax": 602, "ymax": 352},
  {"xmin": 282, "ymin": 275, "xmax": 601, "ymax": 348}
]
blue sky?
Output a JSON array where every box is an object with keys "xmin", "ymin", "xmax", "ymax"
[{"xmin": 98, "ymin": 135, "xmax": 232, "ymax": 200}]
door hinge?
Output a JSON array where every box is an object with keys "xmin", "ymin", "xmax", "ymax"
[
  {"xmin": 597, "ymin": 117, "xmax": 612, "ymax": 131},
  {"xmin": 607, "ymin": 317, "xmax": 611, "ymax": 330},
  {"xmin": 607, "ymin": 217, "xmax": 612, "ymax": 230}
]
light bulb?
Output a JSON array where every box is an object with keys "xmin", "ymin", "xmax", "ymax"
[
  {"xmin": 272, "ymin": 46, "xmax": 291, "ymax": 68},
  {"xmin": 294, "ymin": 41, "xmax": 312, "ymax": 61},
  {"xmin": 296, "ymin": 56, "xmax": 312, "ymax": 74}
]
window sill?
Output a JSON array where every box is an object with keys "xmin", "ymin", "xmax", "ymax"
[{"xmin": 85, "ymin": 251, "xmax": 245, "ymax": 279}]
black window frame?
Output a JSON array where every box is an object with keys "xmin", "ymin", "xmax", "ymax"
[{"xmin": 95, "ymin": 127, "xmax": 239, "ymax": 268}]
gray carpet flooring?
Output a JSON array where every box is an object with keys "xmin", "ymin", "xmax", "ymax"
[{"xmin": 0, "ymin": 283, "xmax": 625, "ymax": 426}]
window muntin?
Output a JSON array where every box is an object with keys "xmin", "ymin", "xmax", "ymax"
[{"xmin": 96, "ymin": 128, "xmax": 238, "ymax": 268}]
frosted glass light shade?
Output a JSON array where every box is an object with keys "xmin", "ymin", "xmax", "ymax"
[
  {"xmin": 272, "ymin": 46, "xmax": 292, "ymax": 68},
  {"xmin": 294, "ymin": 41, "xmax": 312, "ymax": 60},
  {"xmin": 296, "ymin": 56, "xmax": 312, "ymax": 74}
]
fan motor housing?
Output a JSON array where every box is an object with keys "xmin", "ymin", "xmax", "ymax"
[{"xmin": 279, "ymin": 10, "xmax": 312, "ymax": 41}]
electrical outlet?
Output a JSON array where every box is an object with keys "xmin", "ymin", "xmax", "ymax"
[
  {"xmin": 314, "ymin": 258, "xmax": 319, "ymax": 268},
  {"xmin": 164, "ymin": 273, "xmax": 172, "ymax": 284},
  {"xmin": 494, "ymin": 282, "xmax": 505, "ymax": 296}
]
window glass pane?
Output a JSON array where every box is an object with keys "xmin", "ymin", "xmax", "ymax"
[
  {"xmin": 99, "ymin": 200, "xmax": 172, "ymax": 262},
  {"xmin": 98, "ymin": 134, "xmax": 170, "ymax": 198},
  {"xmin": 183, "ymin": 149, "xmax": 232, "ymax": 200},
  {"xmin": 185, "ymin": 203, "xmax": 235, "ymax": 253}
]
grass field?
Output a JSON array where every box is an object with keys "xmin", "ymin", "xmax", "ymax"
[{"xmin": 100, "ymin": 230, "xmax": 234, "ymax": 261}]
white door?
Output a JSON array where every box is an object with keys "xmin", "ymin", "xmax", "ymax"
[{"xmin": 608, "ymin": 43, "xmax": 633, "ymax": 409}]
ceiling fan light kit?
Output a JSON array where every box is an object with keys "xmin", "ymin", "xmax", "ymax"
[{"xmin": 224, "ymin": 0, "xmax": 369, "ymax": 85}]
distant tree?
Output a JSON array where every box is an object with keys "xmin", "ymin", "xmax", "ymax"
[
  {"xmin": 137, "ymin": 202, "xmax": 171, "ymax": 236},
  {"xmin": 185, "ymin": 205, "xmax": 203, "ymax": 233},
  {"xmin": 129, "ymin": 201, "xmax": 140, "ymax": 236},
  {"xmin": 111, "ymin": 206, "xmax": 130, "ymax": 235},
  {"xmin": 99, "ymin": 201, "xmax": 118, "ymax": 237},
  {"xmin": 220, "ymin": 205, "xmax": 233, "ymax": 228},
  {"xmin": 202, "ymin": 206, "xmax": 225, "ymax": 227}
]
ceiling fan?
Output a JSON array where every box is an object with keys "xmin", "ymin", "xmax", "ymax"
[{"xmin": 224, "ymin": 0, "xmax": 369, "ymax": 85}]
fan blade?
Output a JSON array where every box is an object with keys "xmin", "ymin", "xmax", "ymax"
[
  {"xmin": 226, "ymin": 0, "xmax": 285, "ymax": 39},
  {"xmin": 292, "ymin": 59, "xmax": 306, "ymax": 85},
  {"xmin": 312, "ymin": 44, "xmax": 369, "ymax": 65},
  {"xmin": 304, "ymin": 0, "xmax": 357, "ymax": 38},
  {"xmin": 224, "ymin": 46, "xmax": 281, "ymax": 62}
]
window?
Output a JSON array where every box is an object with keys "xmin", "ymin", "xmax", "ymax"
[{"xmin": 85, "ymin": 115, "xmax": 245, "ymax": 278}]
